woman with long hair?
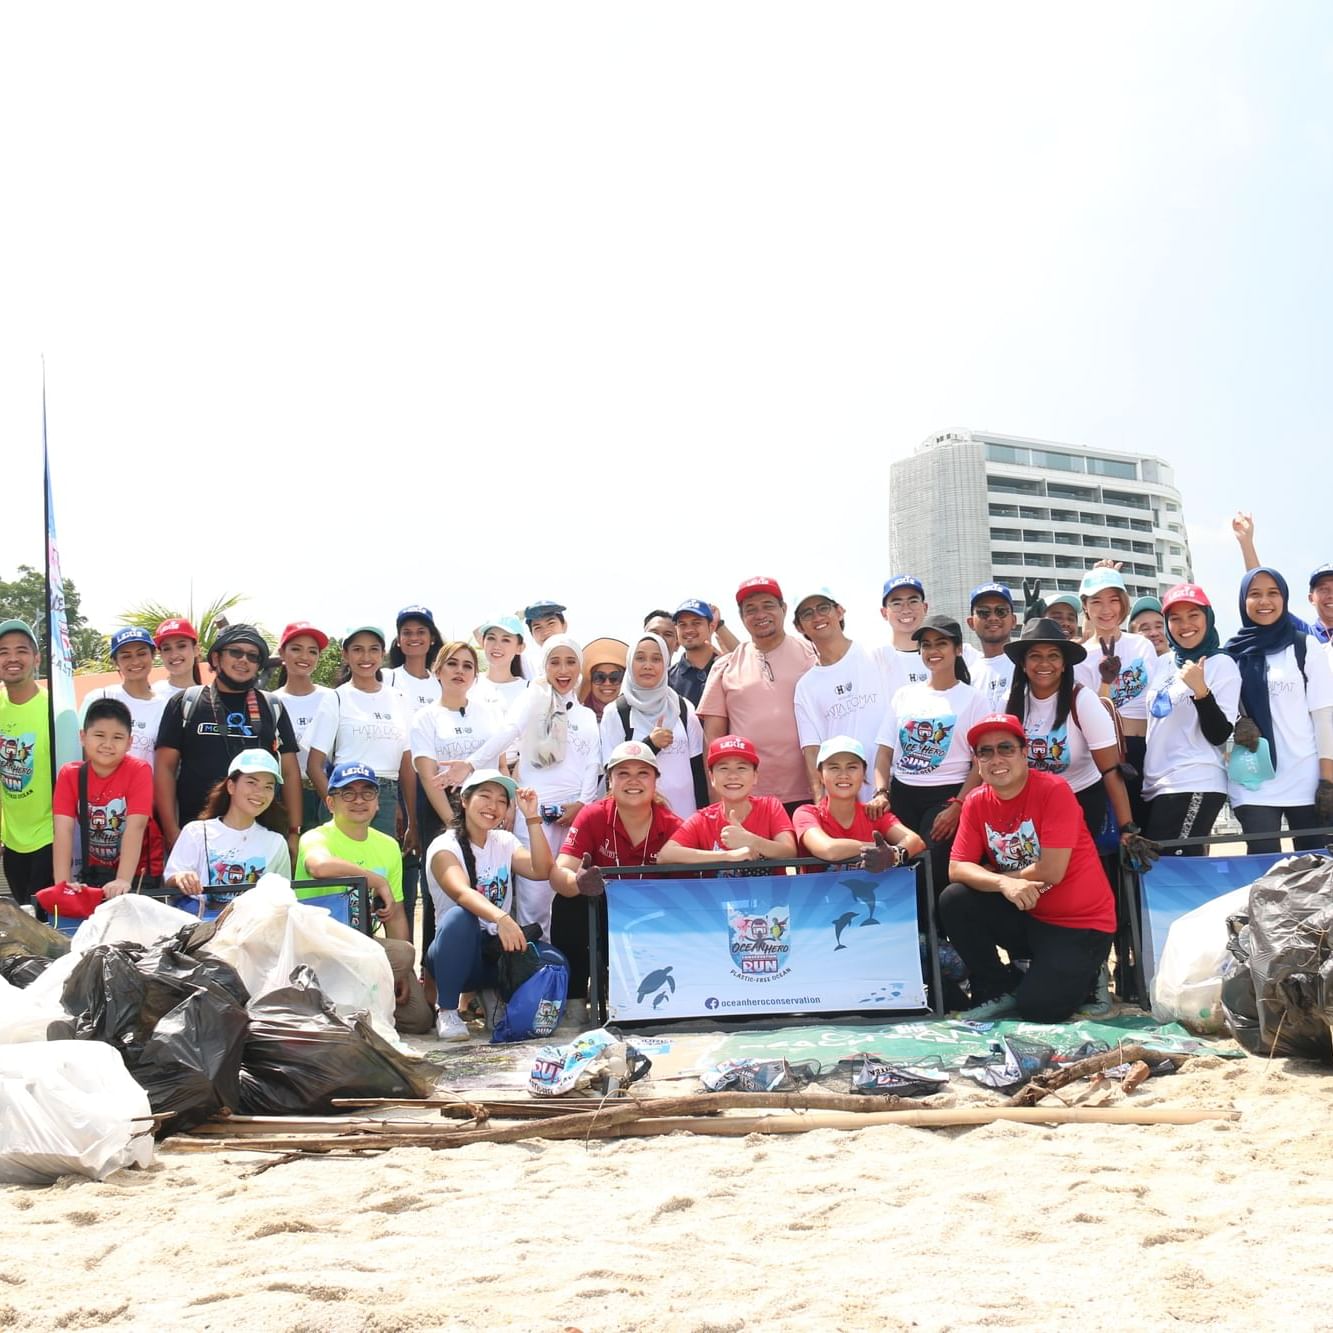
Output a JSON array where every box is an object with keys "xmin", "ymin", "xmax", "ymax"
[
  {"xmin": 162, "ymin": 750, "xmax": 291, "ymax": 896},
  {"xmin": 272, "ymin": 621, "xmax": 333, "ymax": 832},
  {"xmin": 472, "ymin": 616, "xmax": 529, "ymax": 715},
  {"xmin": 152, "ymin": 617, "xmax": 202, "ymax": 697},
  {"xmin": 384, "ymin": 604, "xmax": 444, "ymax": 719},
  {"xmin": 1223, "ymin": 567, "xmax": 1333, "ymax": 853}
]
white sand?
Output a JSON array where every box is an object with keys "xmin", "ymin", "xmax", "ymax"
[{"xmin": 6, "ymin": 1043, "xmax": 1333, "ymax": 1331}]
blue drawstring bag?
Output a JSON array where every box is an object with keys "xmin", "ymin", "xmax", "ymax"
[{"xmin": 491, "ymin": 943, "xmax": 569, "ymax": 1044}]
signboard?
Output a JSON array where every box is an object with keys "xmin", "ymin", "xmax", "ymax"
[{"xmin": 606, "ymin": 867, "xmax": 926, "ymax": 1021}]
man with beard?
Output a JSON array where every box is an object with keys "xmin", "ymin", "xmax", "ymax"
[
  {"xmin": 667, "ymin": 599, "xmax": 740, "ymax": 707},
  {"xmin": 155, "ymin": 624, "xmax": 303, "ymax": 861},
  {"xmin": 962, "ymin": 583, "xmax": 1018, "ymax": 712}
]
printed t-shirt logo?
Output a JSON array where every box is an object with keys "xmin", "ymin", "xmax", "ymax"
[
  {"xmin": 1026, "ymin": 724, "xmax": 1070, "ymax": 775},
  {"xmin": 897, "ymin": 714, "xmax": 956, "ymax": 775},
  {"xmin": 985, "ymin": 818, "xmax": 1041, "ymax": 871},
  {"xmin": 477, "ymin": 863, "xmax": 511, "ymax": 910},
  {"xmin": 0, "ymin": 732, "xmax": 36, "ymax": 793},
  {"xmin": 1110, "ymin": 659, "xmax": 1149, "ymax": 708},
  {"xmin": 726, "ymin": 906, "xmax": 792, "ymax": 977},
  {"xmin": 87, "ymin": 797, "xmax": 129, "ymax": 865},
  {"xmin": 210, "ymin": 856, "xmax": 269, "ymax": 886}
]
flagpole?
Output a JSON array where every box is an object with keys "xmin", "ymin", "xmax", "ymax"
[{"xmin": 41, "ymin": 359, "xmax": 56, "ymax": 793}]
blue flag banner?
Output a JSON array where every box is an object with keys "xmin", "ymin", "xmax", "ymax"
[
  {"xmin": 1139, "ymin": 852, "xmax": 1284, "ymax": 982},
  {"xmin": 606, "ymin": 867, "xmax": 927, "ymax": 1021},
  {"xmin": 43, "ymin": 415, "xmax": 80, "ymax": 774}
]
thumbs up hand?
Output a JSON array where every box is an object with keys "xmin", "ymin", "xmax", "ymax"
[
  {"xmin": 719, "ymin": 807, "xmax": 759, "ymax": 854},
  {"xmin": 648, "ymin": 714, "xmax": 674, "ymax": 751}
]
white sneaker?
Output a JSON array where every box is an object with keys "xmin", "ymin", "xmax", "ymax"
[{"xmin": 435, "ymin": 1008, "xmax": 471, "ymax": 1042}]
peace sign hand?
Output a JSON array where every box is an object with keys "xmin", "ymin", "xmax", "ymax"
[{"xmin": 1098, "ymin": 637, "xmax": 1122, "ymax": 684}]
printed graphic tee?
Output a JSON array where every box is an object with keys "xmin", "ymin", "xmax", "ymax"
[
  {"xmin": 0, "ymin": 687, "xmax": 53, "ymax": 852},
  {"xmin": 878, "ymin": 681, "xmax": 988, "ymax": 788},
  {"xmin": 1074, "ymin": 632, "xmax": 1157, "ymax": 720},
  {"xmin": 1020, "ymin": 686, "xmax": 1117, "ymax": 794},
  {"xmin": 52, "ymin": 756, "xmax": 162, "ymax": 877},
  {"xmin": 1144, "ymin": 654, "xmax": 1242, "ymax": 799},
  {"xmin": 163, "ymin": 817, "xmax": 291, "ymax": 889},
  {"xmin": 425, "ymin": 827, "xmax": 519, "ymax": 930}
]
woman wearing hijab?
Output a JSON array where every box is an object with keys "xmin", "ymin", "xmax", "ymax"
[
  {"xmin": 579, "ymin": 638, "xmax": 629, "ymax": 722},
  {"xmin": 440, "ymin": 634, "xmax": 601, "ymax": 939},
  {"xmin": 1223, "ymin": 568, "xmax": 1333, "ymax": 853},
  {"xmin": 1142, "ymin": 584, "xmax": 1241, "ymax": 852},
  {"xmin": 600, "ymin": 631, "xmax": 707, "ymax": 816}
]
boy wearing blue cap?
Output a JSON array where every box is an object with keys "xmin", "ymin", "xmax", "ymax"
[
  {"xmin": 82, "ymin": 627, "xmax": 167, "ymax": 765},
  {"xmin": 880, "ymin": 576, "xmax": 931, "ymax": 687}
]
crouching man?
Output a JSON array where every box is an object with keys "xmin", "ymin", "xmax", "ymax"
[
  {"xmin": 940, "ymin": 713, "xmax": 1116, "ymax": 1023},
  {"xmin": 296, "ymin": 761, "xmax": 433, "ymax": 1034}
]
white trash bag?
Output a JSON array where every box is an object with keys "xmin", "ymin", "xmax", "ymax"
[
  {"xmin": 201, "ymin": 875, "xmax": 398, "ymax": 1045},
  {"xmin": 1151, "ymin": 886, "xmax": 1250, "ymax": 1032},
  {"xmin": 0, "ymin": 1041, "xmax": 155, "ymax": 1185},
  {"xmin": 69, "ymin": 893, "xmax": 201, "ymax": 954}
]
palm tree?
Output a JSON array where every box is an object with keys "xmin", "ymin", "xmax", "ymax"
[{"xmin": 118, "ymin": 591, "xmax": 250, "ymax": 655}]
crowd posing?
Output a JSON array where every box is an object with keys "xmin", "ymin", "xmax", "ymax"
[{"xmin": 2, "ymin": 509, "xmax": 1330, "ymax": 1033}]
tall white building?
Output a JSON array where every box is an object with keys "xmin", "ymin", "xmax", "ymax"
[{"xmin": 889, "ymin": 429, "xmax": 1193, "ymax": 622}]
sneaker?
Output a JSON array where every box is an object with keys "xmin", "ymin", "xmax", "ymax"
[
  {"xmin": 1077, "ymin": 964, "xmax": 1113, "ymax": 1018},
  {"xmin": 957, "ymin": 992, "xmax": 1021, "ymax": 1021},
  {"xmin": 435, "ymin": 1008, "xmax": 471, "ymax": 1042}
]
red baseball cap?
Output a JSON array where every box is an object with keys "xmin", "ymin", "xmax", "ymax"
[
  {"xmin": 966, "ymin": 713, "xmax": 1028, "ymax": 751},
  {"xmin": 280, "ymin": 621, "xmax": 330, "ymax": 652},
  {"xmin": 1162, "ymin": 583, "xmax": 1211, "ymax": 613},
  {"xmin": 154, "ymin": 617, "xmax": 199, "ymax": 646},
  {"xmin": 706, "ymin": 734, "xmax": 760, "ymax": 769},
  {"xmin": 735, "ymin": 576, "xmax": 783, "ymax": 608}
]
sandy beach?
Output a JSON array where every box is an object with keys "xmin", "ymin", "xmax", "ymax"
[{"xmin": 6, "ymin": 1028, "xmax": 1333, "ymax": 1332}]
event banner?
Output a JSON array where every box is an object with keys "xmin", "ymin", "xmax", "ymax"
[
  {"xmin": 43, "ymin": 408, "xmax": 80, "ymax": 772},
  {"xmin": 606, "ymin": 867, "xmax": 926, "ymax": 1021}
]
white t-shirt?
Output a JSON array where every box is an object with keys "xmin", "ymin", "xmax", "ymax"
[
  {"xmin": 1020, "ymin": 685, "xmax": 1118, "ymax": 795},
  {"xmin": 410, "ymin": 697, "xmax": 507, "ymax": 768},
  {"xmin": 878, "ymin": 681, "xmax": 988, "ymax": 787},
  {"xmin": 1073, "ymin": 632, "xmax": 1157, "ymax": 721},
  {"xmin": 424, "ymin": 826, "xmax": 518, "ymax": 931},
  {"xmin": 962, "ymin": 645, "xmax": 1016, "ymax": 714},
  {"xmin": 81, "ymin": 686, "xmax": 167, "ymax": 766},
  {"xmin": 473, "ymin": 675, "xmax": 529, "ymax": 715},
  {"xmin": 384, "ymin": 667, "xmax": 441, "ymax": 721},
  {"xmin": 1144, "ymin": 654, "xmax": 1242, "ymax": 799},
  {"xmin": 599, "ymin": 695, "xmax": 705, "ymax": 817},
  {"xmin": 470, "ymin": 689, "xmax": 601, "ymax": 805},
  {"xmin": 894, "ymin": 647, "xmax": 931, "ymax": 688},
  {"xmin": 152, "ymin": 678, "xmax": 187, "ymax": 699},
  {"xmin": 307, "ymin": 683, "xmax": 410, "ymax": 780},
  {"xmin": 274, "ymin": 684, "xmax": 334, "ymax": 783},
  {"xmin": 164, "ymin": 817, "xmax": 291, "ymax": 889},
  {"xmin": 1228, "ymin": 637, "xmax": 1333, "ymax": 809},
  {"xmin": 793, "ymin": 643, "xmax": 900, "ymax": 801}
]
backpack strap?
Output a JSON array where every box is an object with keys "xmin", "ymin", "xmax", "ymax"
[
  {"xmin": 178, "ymin": 684, "xmax": 206, "ymax": 727},
  {"xmin": 77, "ymin": 762, "xmax": 91, "ymax": 881},
  {"xmin": 616, "ymin": 696, "xmax": 633, "ymax": 742},
  {"xmin": 1294, "ymin": 633, "xmax": 1309, "ymax": 687},
  {"xmin": 1071, "ymin": 682, "xmax": 1126, "ymax": 764}
]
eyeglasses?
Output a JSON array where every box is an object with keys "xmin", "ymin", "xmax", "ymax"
[
  {"xmin": 975, "ymin": 741, "xmax": 1022, "ymax": 759},
  {"xmin": 796, "ymin": 601, "xmax": 836, "ymax": 623},
  {"xmin": 223, "ymin": 647, "xmax": 262, "ymax": 664},
  {"xmin": 335, "ymin": 787, "xmax": 379, "ymax": 802},
  {"xmin": 972, "ymin": 607, "xmax": 1012, "ymax": 620},
  {"xmin": 591, "ymin": 670, "xmax": 624, "ymax": 685},
  {"xmin": 886, "ymin": 596, "xmax": 924, "ymax": 609}
]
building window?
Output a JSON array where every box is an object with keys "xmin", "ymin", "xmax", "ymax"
[
  {"xmin": 990, "ymin": 527, "xmax": 1022, "ymax": 541},
  {"xmin": 1047, "ymin": 482, "xmax": 1096, "ymax": 501},
  {"xmin": 1050, "ymin": 508, "xmax": 1079, "ymax": 522},
  {"xmin": 1022, "ymin": 530, "xmax": 1053, "ymax": 543},
  {"xmin": 1079, "ymin": 511, "xmax": 1104, "ymax": 526},
  {"xmin": 989, "ymin": 476, "xmax": 1043, "ymax": 496},
  {"xmin": 989, "ymin": 503, "xmax": 1019, "ymax": 518},
  {"xmin": 1029, "ymin": 449, "xmax": 1085, "ymax": 473},
  {"xmin": 1085, "ymin": 456, "xmax": 1137, "ymax": 479},
  {"xmin": 1102, "ymin": 489, "xmax": 1151, "ymax": 511},
  {"xmin": 986, "ymin": 444, "xmax": 1029, "ymax": 466}
]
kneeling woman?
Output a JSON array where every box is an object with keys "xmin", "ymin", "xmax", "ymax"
[
  {"xmin": 424, "ymin": 770, "xmax": 554, "ymax": 1042},
  {"xmin": 163, "ymin": 750, "xmax": 292, "ymax": 896},
  {"xmin": 794, "ymin": 736, "xmax": 925, "ymax": 867}
]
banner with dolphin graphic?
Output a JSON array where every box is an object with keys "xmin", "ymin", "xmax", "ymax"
[{"xmin": 605, "ymin": 866, "xmax": 926, "ymax": 1021}]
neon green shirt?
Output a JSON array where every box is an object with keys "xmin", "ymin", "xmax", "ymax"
[
  {"xmin": 0, "ymin": 687, "xmax": 53, "ymax": 853},
  {"xmin": 295, "ymin": 821, "xmax": 403, "ymax": 901}
]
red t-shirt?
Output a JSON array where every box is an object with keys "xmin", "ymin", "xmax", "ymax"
[
  {"xmin": 951, "ymin": 768, "xmax": 1115, "ymax": 933},
  {"xmin": 53, "ymin": 756, "xmax": 163, "ymax": 878},
  {"xmin": 792, "ymin": 798, "xmax": 900, "ymax": 854},
  {"xmin": 671, "ymin": 796, "xmax": 795, "ymax": 854},
  {"xmin": 560, "ymin": 797, "xmax": 683, "ymax": 869}
]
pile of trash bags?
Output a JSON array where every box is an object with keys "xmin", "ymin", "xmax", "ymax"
[
  {"xmin": 0, "ymin": 878, "xmax": 436, "ymax": 1183},
  {"xmin": 1222, "ymin": 854, "xmax": 1333, "ymax": 1061}
]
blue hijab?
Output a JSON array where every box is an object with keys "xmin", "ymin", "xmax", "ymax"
[{"xmin": 1222, "ymin": 567, "xmax": 1306, "ymax": 768}]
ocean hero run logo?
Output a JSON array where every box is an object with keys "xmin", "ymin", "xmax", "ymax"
[{"xmin": 726, "ymin": 905, "xmax": 793, "ymax": 981}]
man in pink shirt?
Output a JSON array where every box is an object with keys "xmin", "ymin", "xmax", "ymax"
[{"xmin": 697, "ymin": 577, "xmax": 817, "ymax": 810}]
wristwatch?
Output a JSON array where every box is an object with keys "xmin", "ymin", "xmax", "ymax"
[{"xmin": 1121, "ymin": 822, "xmax": 1141, "ymax": 836}]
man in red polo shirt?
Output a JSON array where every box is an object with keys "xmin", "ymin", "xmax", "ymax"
[{"xmin": 942, "ymin": 712, "xmax": 1116, "ymax": 1022}]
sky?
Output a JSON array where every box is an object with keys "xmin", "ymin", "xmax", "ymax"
[{"xmin": 3, "ymin": 2, "xmax": 1332, "ymax": 649}]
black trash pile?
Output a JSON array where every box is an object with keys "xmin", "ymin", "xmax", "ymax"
[
  {"xmin": 1223, "ymin": 854, "xmax": 1333, "ymax": 1061},
  {"xmin": 43, "ymin": 928, "xmax": 434, "ymax": 1133}
]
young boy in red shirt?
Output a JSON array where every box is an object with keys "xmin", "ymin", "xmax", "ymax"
[
  {"xmin": 52, "ymin": 698, "xmax": 163, "ymax": 895},
  {"xmin": 658, "ymin": 735, "xmax": 797, "ymax": 873}
]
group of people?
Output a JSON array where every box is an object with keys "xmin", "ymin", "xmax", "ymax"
[{"xmin": 1, "ymin": 505, "xmax": 1330, "ymax": 1032}]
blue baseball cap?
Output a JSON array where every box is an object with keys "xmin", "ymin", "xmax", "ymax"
[
  {"xmin": 479, "ymin": 615, "xmax": 525, "ymax": 638},
  {"xmin": 396, "ymin": 604, "xmax": 438, "ymax": 632},
  {"xmin": 815, "ymin": 735, "xmax": 867, "ymax": 767},
  {"xmin": 1079, "ymin": 568, "xmax": 1129, "ymax": 599},
  {"xmin": 969, "ymin": 583, "xmax": 1014, "ymax": 608},
  {"xmin": 228, "ymin": 750, "xmax": 283, "ymax": 783},
  {"xmin": 673, "ymin": 599, "xmax": 712, "ymax": 621},
  {"xmin": 328, "ymin": 762, "xmax": 380, "ymax": 792},
  {"xmin": 881, "ymin": 575, "xmax": 924, "ymax": 602},
  {"xmin": 461, "ymin": 768, "xmax": 519, "ymax": 802},
  {"xmin": 1309, "ymin": 563, "xmax": 1333, "ymax": 590},
  {"xmin": 109, "ymin": 627, "xmax": 155, "ymax": 657},
  {"xmin": 524, "ymin": 599, "xmax": 567, "ymax": 623}
]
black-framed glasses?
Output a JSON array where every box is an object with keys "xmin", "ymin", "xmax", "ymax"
[
  {"xmin": 335, "ymin": 786, "xmax": 380, "ymax": 802},
  {"xmin": 975, "ymin": 741, "xmax": 1022, "ymax": 759},
  {"xmin": 796, "ymin": 601, "xmax": 836, "ymax": 623},
  {"xmin": 591, "ymin": 669, "xmax": 624, "ymax": 685},
  {"xmin": 223, "ymin": 647, "xmax": 262, "ymax": 664}
]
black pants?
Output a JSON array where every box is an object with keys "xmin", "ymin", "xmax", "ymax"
[
  {"xmin": 889, "ymin": 779, "xmax": 962, "ymax": 900},
  {"xmin": 1146, "ymin": 791, "xmax": 1227, "ymax": 856},
  {"xmin": 1074, "ymin": 782, "xmax": 1108, "ymax": 841},
  {"xmin": 550, "ymin": 892, "xmax": 608, "ymax": 1003},
  {"xmin": 1234, "ymin": 803, "xmax": 1324, "ymax": 856},
  {"xmin": 1123, "ymin": 734, "xmax": 1149, "ymax": 828},
  {"xmin": 3, "ymin": 843, "xmax": 54, "ymax": 922},
  {"xmin": 938, "ymin": 882, "xmax": 1114, "ymax": 1023}
]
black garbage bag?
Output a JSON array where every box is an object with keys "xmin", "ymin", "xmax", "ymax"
[
  {"xmin": 60, "ymin": 940, "xmax": 250, "ymax": 1131},
  {"xmin": 1238, "ymin": 855, "xmax": 1333, "ymax": 1061},
  {"xmin": 0, "ymin": 953, "xmax": 53, "ymax": 988},
  {"xmin": 1221, "ymin": 915, "xmax": 1264, "ymax": 1055},
  {"xmin": 238, "ymin": 968, "xmax": 436, "ymax": 1115}
]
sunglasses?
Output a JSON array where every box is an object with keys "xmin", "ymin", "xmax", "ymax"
[
  {"xmin": 222, "ymin": 647, "xmax": 262, "ymax": 664},
  {"xmin": 971, "ymin": 606, "xmax": 1012, "ymax": 620},
  {"xmin": 591, "ymin": 669, "xmax": 624, "ymax": 685},
  {"xmin": 975, "ymin": 741, "xmax": 1022, "ymax": 759}
]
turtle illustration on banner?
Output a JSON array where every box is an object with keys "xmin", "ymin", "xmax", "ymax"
[{"xmin": 637, "ymin": 966, "xmax": 675, "ymax": 1009}]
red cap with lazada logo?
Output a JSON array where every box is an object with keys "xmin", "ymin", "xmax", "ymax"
[
  {"xmin": 735, "ymin": 576, "xmax": 783, "ymax": 608},
  {"xmin": 154, "ymin": 617, "xmax": 199, "ymax": 646},
  {"xmin": 1162, "ymin": 583, "xmax": 1211, "ymax": 612},
  {"xmin": 706, "ymin": 734, "xmax": 760, "ymax": 769}
]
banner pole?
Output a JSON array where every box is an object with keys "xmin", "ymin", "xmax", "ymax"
[{"xmin": 41, "ymin": 361, "xmax": 56, "ymax": 793}]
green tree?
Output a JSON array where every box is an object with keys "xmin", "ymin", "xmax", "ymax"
[
  {"xmin": 119, "ymin": 592, "xmax": 249, "ymax": 657},
  {"xmin": 0, "ymin": 565, "xmax": 105, "ymax": 669}
]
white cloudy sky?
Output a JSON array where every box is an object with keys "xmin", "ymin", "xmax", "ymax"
[{"xmin": 3, "ymin": 2, "xmax": 1332, "ymax": 647}]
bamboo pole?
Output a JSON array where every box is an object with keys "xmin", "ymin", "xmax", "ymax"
[{"xmin": 1006, "ymin": 1044, "xmax": 1192, "ymax": 1107}]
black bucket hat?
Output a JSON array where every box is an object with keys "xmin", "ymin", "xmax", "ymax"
[
  {"xmin": 1003, "ymin": 617, "xmax": 1087, "ymax": 666},
  {"xmin": 911, "ymin": 615, "xmax": 964, "ymax": 645}
]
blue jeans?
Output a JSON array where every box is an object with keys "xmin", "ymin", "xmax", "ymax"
[{"xmin": 425, "ymin": 905, "xmax": 501, "ymax": 1009}]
